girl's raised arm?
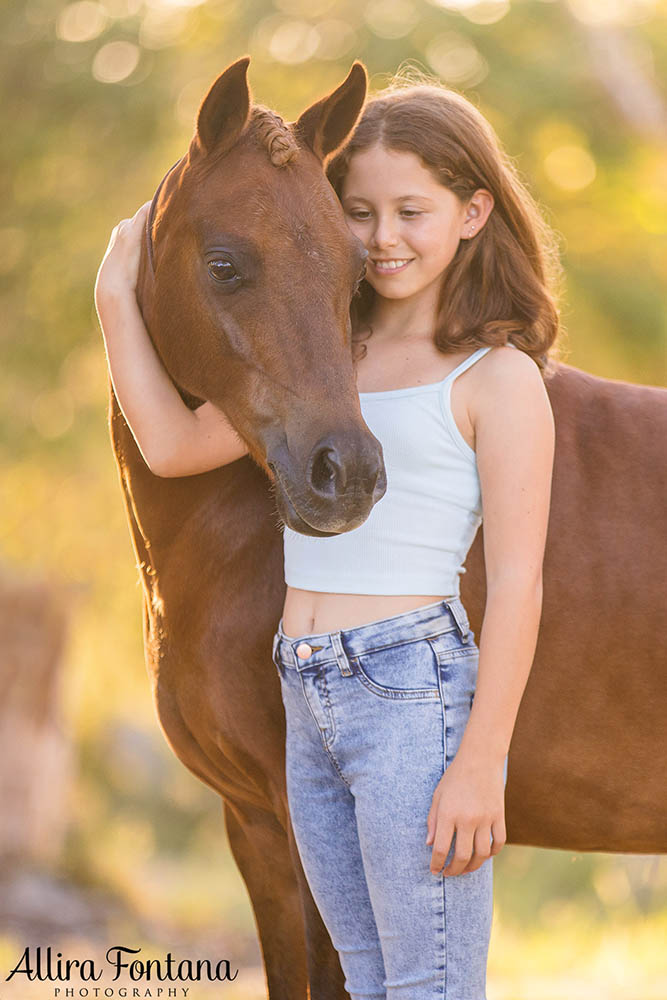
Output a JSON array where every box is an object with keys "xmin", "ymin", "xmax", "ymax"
[{"xmin": 94, "ymin": 204, "xmax": 248, "ymax": 478}]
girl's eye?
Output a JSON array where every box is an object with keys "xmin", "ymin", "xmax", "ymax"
[{"xmin": 348, "ymin": 209, "xmax": 422, "ymax": 220}]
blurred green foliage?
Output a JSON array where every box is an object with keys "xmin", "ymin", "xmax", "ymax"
[{"xmin": 1, "ymin": 0, "xmax": 666, "ymax": 994}]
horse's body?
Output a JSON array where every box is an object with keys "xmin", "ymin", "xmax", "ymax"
[
  {"xmin": 466, "ymin": 363, "xmax": 667, "ymax": 854},
  {"xmin": 109, "ymin": 58, "xmax": 667, "ymax": 999}
]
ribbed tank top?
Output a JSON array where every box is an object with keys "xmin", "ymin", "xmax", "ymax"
[{"xmin": 283, "ymin": 345, "xmax": 496, "ymax": 596}]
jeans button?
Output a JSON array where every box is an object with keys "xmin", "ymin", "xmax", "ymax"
[{"xmin": 296, "ymin": 642, "xmax": 313, "ymax": 660}]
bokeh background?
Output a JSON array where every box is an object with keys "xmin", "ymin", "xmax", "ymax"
[{"xmin": 1, "ymin": 0, "xmax": 666, "ymax": 997}]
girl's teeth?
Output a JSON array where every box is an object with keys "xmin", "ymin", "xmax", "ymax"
[{"xmin": 375, "ymin": 259, "xmax": 411, "ymax": 270}]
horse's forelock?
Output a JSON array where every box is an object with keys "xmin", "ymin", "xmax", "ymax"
[{"xmin": 249, "ymin": 105, "xmax": 300, "ymax": 167}]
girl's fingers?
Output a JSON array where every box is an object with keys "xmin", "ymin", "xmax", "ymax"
[
  {"xmin": 111, "ymin": 203, "xmax": 150, "ymax": 238},
  {"xmin": 96, "ymin": 202, "xmax": 150, "ymax": 297},
  {"xmin": 490, "ymin": 818, "xmax": 507, "ymax": 855},
  {"xmin": 442, "ymin": 824, "xmax": 474, "ymax": 877},
  {"xmin": 429, "ymin": 818, "xmax": 455, "ymax": 875},
  {"xmin": 459, "ymin": 825, "xmax": 493, "ymax": 874},
  {"xmin": 111, "ymin": 210, "xmax": 148, "ymax": 250},
  {"xmin": 132, "ymin": 200, "xmax": 152, "ymax": 221}
]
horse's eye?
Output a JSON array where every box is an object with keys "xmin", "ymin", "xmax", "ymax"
[{"xmin": 208, "ymin": 259, "xmax": 239, "ymax": 283}]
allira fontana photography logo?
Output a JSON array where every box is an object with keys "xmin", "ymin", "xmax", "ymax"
[{"xmin": 4, "ymin": 945, "xmax": 240, "ymax": 997}]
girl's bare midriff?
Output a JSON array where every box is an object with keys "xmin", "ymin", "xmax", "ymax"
[{"xmin": 281, "ymin": 590, "xmax": 458, "ymax": 639}]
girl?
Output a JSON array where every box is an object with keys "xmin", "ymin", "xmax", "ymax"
[{"xmin": 96, "ymin": 74, "xmax": 557, "ymax": 1000}]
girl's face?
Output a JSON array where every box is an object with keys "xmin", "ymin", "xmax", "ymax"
[{"xmin": 340, "ymin": 143, "xmax": 473, "ymax": 304}]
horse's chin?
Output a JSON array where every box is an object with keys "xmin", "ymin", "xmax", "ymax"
[
  {"xmin": 272, "ymin": 472, "xmax": 371, "ymax": 537},
  {"xmin": 281, "ymin": 511, "xmax": 341, "ymax": 538}
]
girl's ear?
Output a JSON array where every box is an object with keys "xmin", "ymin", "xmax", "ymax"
[
  {"xmin": 194, "ymin": 55, "xmax": 252, "ymax": 157},
  {"xmin": 293, "ymin": 62, "xmax": 368, "ymax": 164}
]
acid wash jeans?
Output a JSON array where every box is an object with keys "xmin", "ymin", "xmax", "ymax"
[{"xmin": 272, "ymin": 597, "xmax": 510, "ymax": 1000}]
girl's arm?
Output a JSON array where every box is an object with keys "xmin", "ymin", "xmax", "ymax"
[
  {"xmin": 94, "ymin": 203, "xmax": 249, "ymax": 478},
  {"xmin": 426, "ymin": 345, "xmax": 555, "ymax": 876}
]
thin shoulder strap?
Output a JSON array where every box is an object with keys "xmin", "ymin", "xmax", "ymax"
[{"xmin": 443, "ymin": 346, "xmax": 493, "ymax": 384}]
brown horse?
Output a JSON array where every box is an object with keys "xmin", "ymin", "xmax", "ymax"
[{"xmin": 109, "ymin": 56, "xmax": 667, "ymax": 1000}]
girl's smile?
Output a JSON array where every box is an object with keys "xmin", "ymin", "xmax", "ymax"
[{"xmin": 371, "ymin": 257, "xmax": 414, "ymax": 274}]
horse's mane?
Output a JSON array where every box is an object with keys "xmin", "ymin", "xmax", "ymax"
[{"xmin": 249, "ymin": 105, "xmax": 300, "ymax": 167}]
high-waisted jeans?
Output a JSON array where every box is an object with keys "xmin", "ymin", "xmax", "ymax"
[{"xmin": 272, "ymin": 597, "xmax": 509, "ymax": 1000}]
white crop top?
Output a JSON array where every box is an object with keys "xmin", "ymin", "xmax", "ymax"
[{"xmin": 283, "ymin": 345, "xmax": 497, "ymax": 596}]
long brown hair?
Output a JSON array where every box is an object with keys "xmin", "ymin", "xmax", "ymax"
[{"xmin": 326, "ymin": 70, "xmax": 565, "ymax": 379}]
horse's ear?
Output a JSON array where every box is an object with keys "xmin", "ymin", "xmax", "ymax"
[
  {"xmin": 195, "ymin": 56, "xmax": 252, "ymax": 157},
  {"xmin": 293, "ymin": 62, "xmax": 368, "ymax": 164}
]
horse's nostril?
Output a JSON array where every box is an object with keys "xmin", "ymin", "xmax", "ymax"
[
  {"xmin": 321, "ymin": 452, "xmax": 337, "ymax": 480},
  {"xmin": 310, "ymin": 445, "xmax": 345, "ymax": 494}
]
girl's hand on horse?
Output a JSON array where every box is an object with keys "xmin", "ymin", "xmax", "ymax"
[
  {"xmin": 425, "ymin": 752, "xmax": 507, "ymax": 876},
  {"xmin": 95, "ymin": 201, "xmax": 152, "ymax": 307}
]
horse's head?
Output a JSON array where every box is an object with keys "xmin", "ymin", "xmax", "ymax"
[{"xmin": 137, "ymin": 56, "xmax": 386, "ymax": 537}]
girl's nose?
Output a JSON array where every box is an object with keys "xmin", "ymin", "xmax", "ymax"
[{"xmin": 371, "ymin": 216, "xmax": 399, "ymax": 249}]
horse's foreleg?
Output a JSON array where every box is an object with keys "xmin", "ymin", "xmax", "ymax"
[
  {"xmin": 224, "ymin": 797, "xmax": 348, "ymax": 1000},
  {"xmin": 224, "ymin": 798, "xmax": 309, "ymax": 999}
]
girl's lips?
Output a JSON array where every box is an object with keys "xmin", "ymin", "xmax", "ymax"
[{"xmin": 371, "ymin": 258, "xmax": 414, "ymax": 275}]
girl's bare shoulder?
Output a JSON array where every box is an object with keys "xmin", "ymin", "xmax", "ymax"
[
  {"xmin": 479, "ymin": 343, "xmax": 541, "ymax": 376},
  {"xmin": 471, "ymin": 344, "xmax": 549, "ymax": 396},
  {"xmin": 468, "ymin": 344, "xmax": 554, "ymax": 424}
]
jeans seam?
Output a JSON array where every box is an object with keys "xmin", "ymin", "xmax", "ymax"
[
  {"xmin": 441, "ymin": 874, "xmax": 447, "ymax": 999},
  {"xmin": 438, "ymin": 646, "xmax": 479, "ymax": 663},
  {"xmin": 322, "ymin": 743, "xmax": 352, "ymax": 789},
  {"xmin": 352, "ymin": 665, "xmax": 441, "ymax": 701},
  {"xmin": 436, "ymin": 644, "xmax": 448, "ymax": 998},
  {"xmin": 297, "ymin": 671, "xmax": 350, "ymax": 788},
  {"xmin": 348, "ymin": 626, "xmax": 457, "ymax": 658},
  {"xmin": 298, "ymin": 671, "xmax": 326, "ymax": 738},
  {"xmin": 318, "ymin": 673, "xmax": 353, "ymax": 787},
  {"xmin": 436, "ymin": 670, "xmax": 447, "ymax": 763},
  {"xmin": 318, "ymin": 670, "xmax": 337, "ymax": 745}
]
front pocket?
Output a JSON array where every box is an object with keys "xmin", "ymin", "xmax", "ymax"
[{"xmin": 351, "ymin": 639, "xmax": 440, "ymax": 700}]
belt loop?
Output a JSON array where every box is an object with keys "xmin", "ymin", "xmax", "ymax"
[
  {"xmin": 330, "ymin": 631, "xmax": 354, "ymax": 676},
  {"xmin": 271, "ymin": 632, "xmax": 280, "ymax": 666},
  {"xmin": 446, "ymin": 599, "xmax": 471, "ymax": 644}
]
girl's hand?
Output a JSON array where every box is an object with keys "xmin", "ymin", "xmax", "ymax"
[
  {"xmin": 95, "ymin": 201, "xmax": 152, "ymax": 308},
  {"xmin": 426, "ymin": 752, "xmax": 507, "ymax": 876}
]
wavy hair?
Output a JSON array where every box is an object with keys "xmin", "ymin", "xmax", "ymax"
[{"xmin": 326, "ymin": 68, "xmax": 565, "ymax": 379}]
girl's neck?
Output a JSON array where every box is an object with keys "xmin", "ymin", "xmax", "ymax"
[{"xmin": 367, "ymin": 285, "xmax": 440, "ymax": 344}]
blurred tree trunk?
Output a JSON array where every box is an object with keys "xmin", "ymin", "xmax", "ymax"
[{"xmin": 0, "ymin": 562, "xmax": 73, "ymax": 866}]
